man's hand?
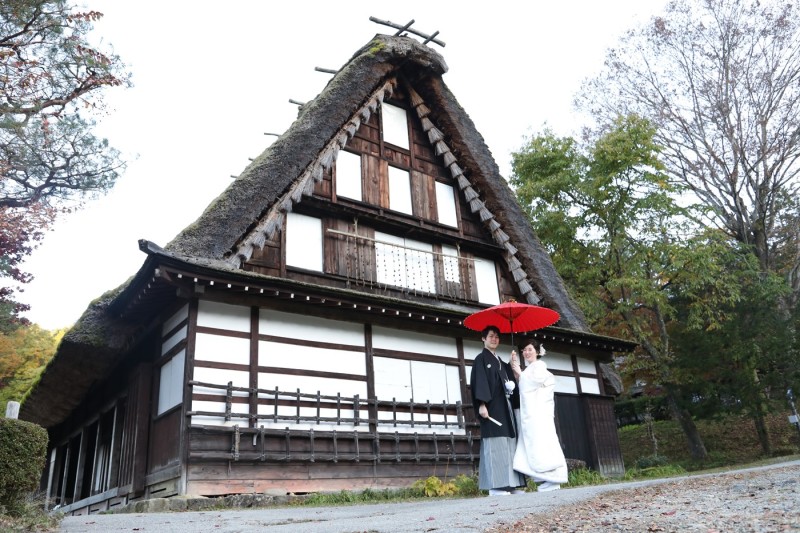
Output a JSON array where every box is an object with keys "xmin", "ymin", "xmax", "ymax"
[{"xmin": 479, "ymin": 403, "xmax": 488, "ymax": 418}]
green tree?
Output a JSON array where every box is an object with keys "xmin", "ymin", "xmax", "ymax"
[
  {"xmin": 0, "ymin": 324, "xmax": 62, "ymax": 410},
  {"xmin": 1, "ymin": 0, "xmax": 129, "ymax": 329},
  {"xmin": 579, "ymin": 0, "xmax": 800, "ymax": 310},
  {"xmin": 670, "ymin": 249, "xmax": 796, "ymax": 453},
  {"xmin": 511, "ymin": 115, "xmax": 755, "ymax": 460},
  {"xmin": 578, "ymin": 0, "xmax": 800, "ymax": 452}
]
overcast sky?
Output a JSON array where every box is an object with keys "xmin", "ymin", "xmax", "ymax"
[{"xmin": 18, "ymin": 0, "xmax": 668, "ymax": 330}]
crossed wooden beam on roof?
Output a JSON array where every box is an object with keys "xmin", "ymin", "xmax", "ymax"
[
  {"xmin": 311, "ymin": 18, "xmax": 445, "ymax": 80},
  {"xmin": 369, "ymin": 17, "xmax": 446, "ymax": 47}
]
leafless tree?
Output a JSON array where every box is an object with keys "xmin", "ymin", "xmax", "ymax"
[{"xmin": 579, "ymin": 0, "xmax": 800, "ymax": 309}]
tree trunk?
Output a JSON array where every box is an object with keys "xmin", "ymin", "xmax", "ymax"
[
  {"xmin": 665, "ymin": 388, "xmax": 708, "ymax": 461},
  {"xmin": 752, "ymin": 409, "xmax": 772, "ymax": 456},
  {"xmin": 751, "ymin": 369, "xmax": 773, "ymax": 455}
]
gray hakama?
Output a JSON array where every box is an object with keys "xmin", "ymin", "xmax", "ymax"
[{"xmin": 478, "ymin": 436, "xmax": 524, "ymax": 490}]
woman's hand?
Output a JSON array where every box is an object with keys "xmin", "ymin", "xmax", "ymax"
[{"xmin": 510, "ymin": 350, "xmax": 522, "ymax": 379}]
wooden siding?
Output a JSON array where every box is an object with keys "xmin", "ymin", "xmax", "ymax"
[
  {"xmin": 553, "ymin": 393, "xmax": 623, "ymax": 477},
  {"xmin": 186, "ymin": 425, "xmax": 476, "ymax": 495},
  {"xmin": 187, "ymin": 460, "xmax": 475, "ymax": 496},
  {"xmin": 243, "ymin": 81, "xmax": 509, "ymax": 307},
  {"xmin": 554, "ymin": 394, "xmax": 591, "ymax": 467},
  {"xmin": 585, "ymin": 395, "xmax": 626, "ymax": 477},
  {"xmin": 148, "ymin": 408, "xmax": 181, "ymax": 470}
]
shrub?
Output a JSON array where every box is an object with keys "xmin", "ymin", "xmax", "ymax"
[
  {"xmin": 0, "ymin": 418, "xmax": 48, "ymax": 516},
  {"xmin": 451, "ymin": 473, "xmax": 479, "ymax": 496},
  {"xmin": 412, "ymin": 476, "xmax": 457, "ymax": 497}
]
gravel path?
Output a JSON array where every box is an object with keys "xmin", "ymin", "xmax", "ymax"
[
  {"xmin": 488, "ymin": 462, "xmax": 800, "ymax": 532},
  {"xmin": 59, "ymin": 461, "xmax": 799, "ymax": 532}
]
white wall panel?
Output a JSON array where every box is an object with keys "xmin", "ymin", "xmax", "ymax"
[
  {"xmin": 157, "ymin": 349, "xmax": 185, "ymax": 415},
  {"xmin": 191, "ymin": 400, "xmax": 249, "ymax": 427},
  {"xmin": 161, "ymin": 325, "xmax": 187, "ymax": 356},
  {"xmin": 376, "ymin": 410, "xmax": 464, "ymax": 435},
  {"xmin": 373, "ymin": 357, "xmax": 412, "ymax": 400},
  {"xmin": 258, "ymin": 341, "xmax": 365, "ymax": 375},
  {"xmin": 372, "ymin": 326, "xmax": 459, "ymax": 358},
  {"xmin": 376, "ymin": 231, "xmax": 407, "ymax": 287},
  {"xmin": 554, "ymin": 374, "xmax": 578, "ymax": 394},
  {"xmin": 382, "ymin": 103, "xmax": 409, "ymax": 149},
  {"xmin": 412, "ymin": 361, "xmax": 459, "ymax": 404},
  {"xmin": 473, "ymin": 257, "xmax": 500, "ymax": 305},
  {"xmin": 193, "ymin": 367, "xmax": 250, "ymax": 391},
  {"xmin": 404, "ymin": 239, "xmax": 435, "ymax": 293},
  {"xmin": 544, "ymin": 352, "xmax": 574, "ymax": 372},
  {"xmin": 463, "ymin": 340, "xmax": 512, "ymax": 365},
  {"xmin": 335, "ymin": 150, "xmax": 363, "ymax": 201},
  {"xmin": 580, "ymin": 376, "xmax": 601, "ymax": 394},
  {"xmin": 190, "ymin": 365, "xmax": 249, "ymax": 426},
  {"xmin": 435, "ymin": 182, "xmax": 458, "ymax": 227},
  {"xmin": 388, "ymin": 166, "xmax": 413, "ymax": 215},
  {"xmin": 259, "ymin": 309, "xmax": 364, "ymax": 346},
  {"xmin": 255, "ymin": 406, "xmax": 363, "ymax": 432},
  {"xmin": 462, "ymin": 339, "xmax": 486, "ymax": 360},
  {"xmin": 441, "ymin": 244, "xmax": 461, "ymax": 283},
  {"xmin": 286, "ymin": 213, "xmax": 323, "ymax": 271},
  {"xmin": 576, "ymin": 357, "xmax": 598, "ymax": 374},
  {"xmin": 163, "ymin": 303, "xmax": 189, "ymax": 334},
  {"xmin": 258, "ymin": 373, "xmax": 366, "ymax": 398},
  {"xmin": 445, "ymin": 365, "xmax": 462, "ymax": 404},
  {"xmin": 194, "ymin": 333, "xmax": 250, "ymax": 366},
  {"xmin": 197, "ymin": 300, "xmax": 251, "ymax": 332}
]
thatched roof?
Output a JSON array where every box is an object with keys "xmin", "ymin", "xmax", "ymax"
[
  {"xmin": 20, "ymin": 33, "xmax": 617, "ymax": 429},
  {"xmin": 166, "ymin": 33, "xmax": 588, "ymax": 330},
  {"xmin": 19, "ymin": 286, "xmax": 142, "ymax": 427}
]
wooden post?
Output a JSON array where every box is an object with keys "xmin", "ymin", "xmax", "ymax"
[{"xmin": 5, "ymin": 401, "xmax": 20, "ymax": 419}]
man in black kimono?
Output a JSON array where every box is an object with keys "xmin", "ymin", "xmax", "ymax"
[{"xmin": 470, "ymin": 325, "xmax": 525, "ymax": 495}]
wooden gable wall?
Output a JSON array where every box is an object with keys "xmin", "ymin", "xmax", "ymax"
[{"xmin": 242, "ymin": 79, "xmax": 517, "ymax": 304}]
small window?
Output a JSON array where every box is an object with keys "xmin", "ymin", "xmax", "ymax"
[
  {"xmin": 554, "ymin": 374, "xmax": 579, "ymax": 394},
  {"xmin": 286, "ymin": 213, "xmax": 323, "ymax": 271},
  {"xmin": 375, "ymin": 231, "xmax": 435, "ymax": 292},
  {"xmin": 158, "ymin": 350, "xmax": 185, "ymax": 415},
  {"xmin": 473, "ymin": 257, "xmax": 500, "ymax": 305},
  {"xmin": 441, "ymin": 244, "xmax": 461, "ymax": 283},
  {"xmin": 405, "ymin": 239, "xmax": 435, "ymax": 293},
  {"xmin": 388, "ymin": 166, "xmax": 413, "ymax": 215},
  {"xmin": 576, "ymin": 358, "xmax": 598, "ymax": 374},
  {"xmin": 382, "ymin": 103, "xmax": 409, "ymax": 149},
  {"xmin": 375, "ymin": 232, "xmax": 407, "ymax": 287},
  {"xmin": 435, "ymin": 182, "xmax": 458, "ymax": 227},
  {"xmin": 335, "ymin": 150, "xmax": 362, "ymax": 201},
  {"xmin": 580, "ymin": 377, "xmax": 601, "ymax": 394}
]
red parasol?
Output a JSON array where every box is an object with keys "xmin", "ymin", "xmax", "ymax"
[{"xmin": 464, "ymin": 300, "xmax": 559, "ymax": 345}]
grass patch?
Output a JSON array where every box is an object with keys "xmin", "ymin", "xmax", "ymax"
[
  {"xmin": 565, "ymin": 467, "xmax": 606, "ymax": 487},
  {"xmin": 300, "ymin": 474, "xmax": 480, "ymax": 506},
  {"xmin": 0, "ymin": 492, "xmax": 61, "ymax": 532},
  {"xmin": 618, "ymin": 411, "xmax": 800, "ymax": 471}
]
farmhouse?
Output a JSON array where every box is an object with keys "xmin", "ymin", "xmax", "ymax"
[{"xmin": 20, "ymin": 31, "xmax": 635, "ymax": 515}]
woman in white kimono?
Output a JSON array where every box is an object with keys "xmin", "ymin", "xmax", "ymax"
[{"xmin": 509, "ymin": 338, "xmax": 568, "ymax": 491}]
